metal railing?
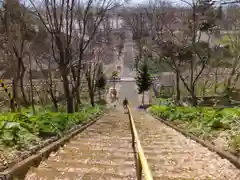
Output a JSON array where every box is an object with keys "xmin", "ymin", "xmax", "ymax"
[{"xmin": 127, "ymin": 105, "xmax": 153, "ymax": 180}]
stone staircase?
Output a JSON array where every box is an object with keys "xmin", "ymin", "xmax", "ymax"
[
  {"xmin": 22, "ymin": 106, "xmax": 240, "ymax": 180},
  {"xmin": 25, "ymin": 110, "xmax": 136, "ymax": 180},
  {"xmin": 132, "ymin": 110, "xmax": 240, "ymax": 180}
]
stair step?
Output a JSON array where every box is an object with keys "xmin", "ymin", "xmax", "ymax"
[
  {"xmin": 25, "ymin": 169, "xmax": 80, "ymax": 180},
  {"xmin": 81, "ymin": 172, "xmax": 136, "ymax": 180},
  {"xmin": 34, "ymin": 165, "xmax": 136, "ymax": 177},
  {"xmin": 40, "ymin": 159, "xmax": 134, "ymax": 171},
  {"xmin": 48, "ymin": 158, "xmax": 135, "ymax": 166},
  {"xmin": 152, "ymin": 170, "xmax": 214, "ymax": 179},
  {"xmin": 74, "ymin": 137, "xmax": 132, "ymax": 141},
  {"xmin": 61, "ymin": 145, "xmax": 133, "ymax": 153},
  {"xmin": 27, "ymin": 168, "xmax": 136, "ymax": 180},
  {"xmin": 49, "ymin": 151, "xmax": 134, "ymax": 162},
  {"xmin": 141, "ymin": 140, "xmax": 181, "ymax": 144},
  {"xmin": 80, "ymin": 133, "xmax": 131, "ymax": 137},
  {"xmin": 67, "ymin": 141, "xmax": 132, "ymax": 148},
  {"xmin": 86, "ymin": 126, "xmax": 127, "ymax": 129},
  {"xmin": 153, "ymin": 176, "xmax": 199, "ymax": 180},
  {"xmin": 58, "ymin": 146, "xmax": 134, "ymax": 155}
]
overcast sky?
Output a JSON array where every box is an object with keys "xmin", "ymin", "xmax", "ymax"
[
  {"xmin": 12, "ymin": 0, "xmax": 231, "ymax": 9},
  {"xmin": 129, "ymin": 0, "xmax": 192, "ymax": 7},
  {"xmin": 130, "ymin": 0, "xmax": 225, "ymax": 6}
]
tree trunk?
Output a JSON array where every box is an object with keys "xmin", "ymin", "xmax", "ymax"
[
  {"xmin": 225, "ymin": 87, "xmax": 232, "ymax": 104},
  {"xmin": 190, "ymin": 90, "xmax": 198, "ymax": 106},
  {"xmin": 90, "ymin": 91, "xmax": 95, "ymax": 107},
  {"xmin": 49, "ymin": 89, "xmax": 58, "ymax": 112},
  {"xmin": 19, "ymin": 60, "xmax": 29, "ymax": 106},
  {"xmin": 20, "ymin": 77, "xmax": 29, "ymax": 106},
  {"xmin": 9, "ymin": 80, "xmax": 15, "ymax": 112},
  {"xmin": 74, "ymin": 98, "xmax": 78, "ymax": 112},
  {"xmin": 175, "ymin": 72, "xmax": 180, "ymax": 105},
  {"xmin": 179, "ymin": 73, "xmax": 198, "ymax": 106},
  {"xmin": 62, "ymin": 74, "xmax": 74, "ymax": 113},
  {"xmin": 214, "ymin": 69, "xmax": 218, "ymax": 94},
  {"xmin": 52, "ymin": 99, "xmax": 58, "ymax": 112},
  {"xmin": 29, "ymin": 63, "xmax": 35, "ymax": 114},
  {"xmin": 86, "ymin": 75, "xmax": 95, "ymax": 107},
  {"xmin": 10, "ymin": 100, "xmax": 15, "ymax": 112},
  {"xmin": 67, "ymin": 96, "xmax": 74, "ymax": 113},
  {"xmin": 47, "ymin": 75, "xmax": 59, "ymax": 112},
  {"xmin": 11, "ymin": 79, "xmax": 17, "ymax": 112},
  {"xmin": 75, "ymin": 89, "xmax": 81, "ymax": 112}
]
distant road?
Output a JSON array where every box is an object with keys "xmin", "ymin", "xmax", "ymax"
[{"xmin": 120, "ymin": 77, "xmax": 135, "ymax": 81}]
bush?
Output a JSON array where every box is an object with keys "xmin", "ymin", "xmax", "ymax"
[
  {"xmin": 150, "ymin": 100, "xmax": 240, "ymax": 152},
  {"xmin": 150, "ymin": 105, "xmax": 235, "ymax": 129},
  {"xmin": 0, "ymin": 105, "xmax": 104, "ymax": 148},
  {"xmin": 150, "ymin": 103, "xmax": 240, "ymax": 138}
]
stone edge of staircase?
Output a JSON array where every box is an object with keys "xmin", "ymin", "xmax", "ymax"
[
  {"xmin": 147, "ymin": 110, "xmax": 240, "ymax": 170},
  {"xmin": 0, "ymin": 107, "xmax": 110, "ymax": 180}
]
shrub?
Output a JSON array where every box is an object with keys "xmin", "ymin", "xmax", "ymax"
[
  {"xmin": 149, "ymin": 104, "xmax": 238, "ymax": 135},
  {"xmin": 150, "ymin": 100, "xmax": 240, "ymax": 152},
  {"xmin": 0, "ymin": 105, "xmax": 104, "ymax": 148}
]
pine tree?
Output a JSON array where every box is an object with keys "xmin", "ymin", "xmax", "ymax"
[
  {"xmin": 136, "ymin": 61, "xmax": 152, "ymax": 105},
  {"xmin": 96, "ymin": 64, "xmax": 106, "ymax": 101},
  {"xmin": 197, "ymin": 0, "xmax": 221, "ymax": 32}
]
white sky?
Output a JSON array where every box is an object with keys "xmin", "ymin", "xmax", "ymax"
[
  {"xmin": 13, "ymin": 0, "xmax": 233, "ymax": 9},
  {"xmin": 130, "ymin": 0, "xmax": 226, "ymax": 6}
]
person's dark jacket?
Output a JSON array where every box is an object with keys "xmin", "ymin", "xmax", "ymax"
[{"xmin": 123, "ymin": 98, "xmax": 128, "ymax": 106}]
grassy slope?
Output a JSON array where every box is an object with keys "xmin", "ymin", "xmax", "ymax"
[
  {"xmin": 0, "ymin": 104, "xmax": 105, "ymax": 169},
  {"xmin": 150, "ymin": 98, "xmax": 240, "ymax": 155}
]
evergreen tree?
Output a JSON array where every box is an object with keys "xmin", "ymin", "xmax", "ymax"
[
  {"xmin": 96, "ymin": 64, "xmax": 106, "ymax": 101},
  {"xmin": 197, "ymin": 0, "xmax": 222, "ymax": 32},
  {"xmin": 136, "ymin": 61, "xmax": 152, "ymax": 105}
]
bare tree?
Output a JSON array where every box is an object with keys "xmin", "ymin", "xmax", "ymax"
[
  {"xmin": 149, "ymin": 0, "xmax": 222, "ymax": 105},
  {"xmin": 218, "ymin": 32, "xmax": 240, "ymax": 97},
  {"xmin": 28, "ymin": 18, "xmax": 60, "ymax": 110},
  {"xmin": 84, "ymin": 47, "xmax": 103, "ymax": 106},
  {"xmin": 29, "ymin": 0, "xmax": 124, "ymax": 112},
  {"xmin": 1, "ymin": 0, "xmax": 37, "ymax": 108}
]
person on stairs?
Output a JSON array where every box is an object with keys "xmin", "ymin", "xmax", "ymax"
[{"xmin": 123, "ymin": 97, "xmax": 128, "ymax": 109}]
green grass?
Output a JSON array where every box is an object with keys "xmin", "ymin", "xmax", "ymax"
[
  {"xmin": 215, "ymin": 34, "xmax": 234, "ymax": 45},
  {"xmin": 216, "ymin": 34, "xmax": 240, "ymax": 50},
  {"xmin": 150, "ymin": 73, "xmax": 160, "ymax": 77},
  {"xmin": 219, "ymin": 35, "xmax": 232, "ymax": 44},
  {"xmin": 0, "ymin": 104, "xmax": 104, "ymax": 148},
  {"xmin": 150, "ymin": 98, "xmax": 240, "ymax": 153}
]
